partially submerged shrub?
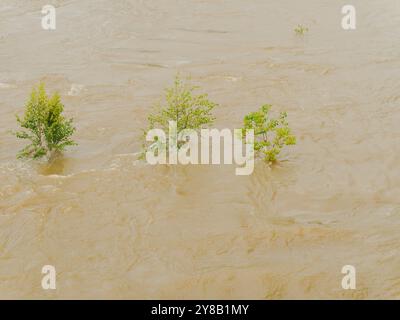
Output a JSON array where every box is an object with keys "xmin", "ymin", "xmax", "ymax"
[
  {"xmin": 14, "ymin": 84, "xmax": 76, "ymax": 160},
  {"xmin": 142, "ymin": 75, "xmax": 217, "ymax": 156},
  {"xmin": 242, "ymin": 105, "xmax": 296, "ymax": 163},
  {"xmin": 294, "ymin": 24, "xmax": 309, "ymax": 35}
]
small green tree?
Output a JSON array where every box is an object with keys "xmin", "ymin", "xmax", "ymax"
[
  {"xmin": 142, "ymin": 75, "xmax": 217, "ymax": 155},
  {"xmin": 294, "ymin": 24, "xmax": 309, "ymax": 35},
  {"xmin": 14, "ymin": 84, "xmax": 76, "ymax": 160},
  {"xmin": 242, "ymin": 104, "xmax": 296, "ymax": 163}
]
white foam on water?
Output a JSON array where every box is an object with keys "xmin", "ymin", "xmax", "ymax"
[
  {"xmin": 68, "ymin": 84, "xmax": 85, "ymax": 96},
  {"xmin": 0, "ymin": 82, "xmax": 17, "ymax": 89}
]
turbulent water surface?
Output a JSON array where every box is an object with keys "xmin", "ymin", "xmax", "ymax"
[{"xmin": 1, "ymin": 0, "xmax": 400, "ymax": 299}]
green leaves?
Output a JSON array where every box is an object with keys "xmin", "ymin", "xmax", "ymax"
[
  {"xmin": 143, "ymin": 75, "xmax": 217, "ymax": 152},
  {"xmin": 149, "ymin": 76, "xmax": 217, "ymax": 132},
  {"xmin": 242, "ymin": 104, "xmax": 296, "ymax": 163},
  {"xmin": 142, "ymin": 77, "xmax": 296, "ymax": 165},
  {"xmin": 14, "ymin": 84, "xmax": 77, "ymax": 161},
  {"xmin": 294, "ymin": 24, "xmax": 309, "ymax": 35}
]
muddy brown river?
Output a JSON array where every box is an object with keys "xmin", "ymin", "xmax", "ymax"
[{"xmin": 1, "ymin": 0, "xmax": 400, "ymax": 299}]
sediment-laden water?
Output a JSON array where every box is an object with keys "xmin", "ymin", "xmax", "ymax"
[{"xmin": 1, "ymin": 0, "xmax": 400, "ymax": 299}]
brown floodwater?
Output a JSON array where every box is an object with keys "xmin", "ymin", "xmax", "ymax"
[{"xmin": 1, "ymin": 0, "xmax": 400, "ymax": 299}]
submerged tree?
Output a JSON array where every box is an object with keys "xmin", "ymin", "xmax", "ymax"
[
  {"xmin": 142, "ymin": 75, "xmax": 218, "ymax": 157},
  {"xmin": 14, "ymin": 84, "xmax": 76, "ymax": 161},
  {"xmin": 294, "ymin": 24, "xmax": 309, "ymax": 35},
  {"xmin": 242, "ymin": 104, "xmax": 296, "ymax": 163}
]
